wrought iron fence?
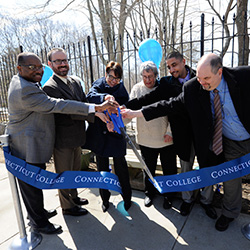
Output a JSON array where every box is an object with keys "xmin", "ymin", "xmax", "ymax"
[{"xmin": 0, "ymin": 13, "xmax": 249, "ymax": 124}]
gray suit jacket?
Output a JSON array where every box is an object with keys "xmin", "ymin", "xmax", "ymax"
[{"xmin": 6, "ymin": 74, "xmax": 90, "ymax": 164}]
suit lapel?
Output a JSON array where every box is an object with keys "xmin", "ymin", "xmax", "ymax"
[
  {"xmin": 53, "ymin": 75, "xmax": 74, "ymax": 99},
  {"xmin": 198, "ymin": 86, "xmax": 213, "ymax": 124},
  {"xmin": 223, "ymin": 68, "xmax": 242, "ymax": 118}
]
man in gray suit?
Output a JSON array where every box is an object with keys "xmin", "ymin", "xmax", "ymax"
[
  {"xmin": 6, "ymin": 52, "xmax": 116, "ymax": 234},
  {"xmin": 43, "ymin": 48, "xmax": 94, "ymax": 216}
]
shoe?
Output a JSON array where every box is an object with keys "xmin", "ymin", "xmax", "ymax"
[
  {"xmin": 73, "ymin": 197, "xmax": 89, "ymax": 206},
  {"xmin": 63, "ymin": 206, "xmax": 88, "ymax": 216},
  {"xmin": 44, "ymin": 209, "xmax": 57, "ymax": 219},
  {"xmin": 33, "ymin": 223, "xmax": 62, "ymax": 234},
  {"xmin": 163, "ymin": 197, "xmax": 172, "ymax": 209},
  {"xmin": 124, "ymin": 201, "xmax": 131, "ymax": 211},
  {"xmin": 27, "ymin": 209, "xmax": 57, "ymax": 221},
  {"xmin": 144, "ymin": 196, "xmax": 153, "ymax": 207},
  {"xmin": 180, "ymin": 201, "xmax": 193, "ymax": 216},
  {"xmin": 215, "ymin": 215, "xmax": 234, "ymax": 231},
  {"xmin": 102, "ymin": 201, "xmax": 110, "ymax": 212},
  {"xmin": 200, "ymin": 203, "xmax": 217, "ymax": 219}
]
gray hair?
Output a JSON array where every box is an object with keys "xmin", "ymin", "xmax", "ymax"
[{"xmin": 140, "ymin": 61, "xmax": 158, "ymax": 77}]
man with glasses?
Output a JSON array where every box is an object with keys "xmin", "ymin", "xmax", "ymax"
[
  {"xmin": 6, "ymin": 52, "xmax": 117, "ymax": 234},
  {"xmin": 121, "ymin": 53, "xmax": 250, "ymax": 231},
  {"xmin": 43, "ymin": 48, "xmax": 105, "ymax": 216},
  {"xmin": 123, "ymin": 51, "xmax": 207, "ymax": 218}
]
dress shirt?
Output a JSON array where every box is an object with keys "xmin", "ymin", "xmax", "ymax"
[
  {"xmin": 210, "ymin": 76, "xmax": 250, "ymax": 141},
  {"xmin": 54, "ymin": 74, "xmax": 95, "ymax": 113},
  {"xmin": 178, "ymin": 69, "xmax": 190, "ymax": 84}
]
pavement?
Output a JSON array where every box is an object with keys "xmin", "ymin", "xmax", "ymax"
[{"xmin": 0, "ymin": 162, "xmax": 250, "ymax": 250}]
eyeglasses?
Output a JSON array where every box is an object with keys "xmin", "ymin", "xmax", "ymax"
[
  {"xmin": 51, "ymin": 59, "xmax": 69, "ymax": 65},
  {"xmin": 19, "ymin": 65, "xmax": 45, "ymax": 71},
  {"xmin": 108, "ymin": 74, "xmax": 120, "ymax": 82},
  {"xmin": 142, "ymin": 75, "xmax": 155, "ymax": 80}
]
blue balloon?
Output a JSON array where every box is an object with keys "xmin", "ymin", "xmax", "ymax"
[
  {"xmin": 138, "ymin": 39, "xmax": 163, "ymax": 68},
  {"xmin": 40, "ymin": 65, "xmax": 53, "ymax": 86}
]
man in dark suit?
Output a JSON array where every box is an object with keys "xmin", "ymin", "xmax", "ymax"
[
  {"xmin": 124, "ymin": 51, "xmax": 206, "ymax": 217},
  {"xmin": 43, "ymin": 48, "xmax": 106, "ymax": 216},
  {"xmin": 6, "ymin": 52, "xmax": 117, "ymax": 234},
  {"xmin": 121, "ymin": 53, "xmax": 250, "ymax": 231}
]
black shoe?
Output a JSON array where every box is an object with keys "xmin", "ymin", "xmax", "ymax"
[
  {"xmin": 200, "ymin": 203, "xmax": 217, "ymax": 219},
  {"xmin": 180, "ymin": 201, "xmax": 193, "ymax": 216},
  {"xmin": 102, "ymin": 201, "xmax": 109, "ymax": 212},
  {"xmin": 124, "ymin": 201, "xmax": 131, "ymax": 211},
  {"xmin": 73, "ymin": 197, "xmax": 89, "ymax": 206},
  {"xmin": 144, "ymin": 196, "xmax": 153, "ymax": 207},
  {"xmin": 63, "ymin": 206, "xmax": 88, "ymax": 216},
  {"xmin": 215, "ymin": 215, "xmax": 234, "ymax": 231},
  {"xmin": 33, "ymin": 223, "xmax": 62, "ymax": 234},
  {"xmin": 163, "ymin": 197, "xmax": 172, "ymax": 209},
  {"xmin": 45, "ymin": 209, "xmax": 57, "ymax": 219}
]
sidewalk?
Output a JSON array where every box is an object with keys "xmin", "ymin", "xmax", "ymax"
[{"xmin": 0, "ymin": 162, "xmax": 249, "ymax": 250}]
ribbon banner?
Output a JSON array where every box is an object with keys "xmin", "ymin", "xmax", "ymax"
[
  {"xmin": 3, "ymin": 146, "xmax": 122, "ymax": 193},
  {"xmin": 152, "ymin": 153, "xmax": 250, "ymax": 193},
  {"xmin": 3, "ymin": 146, "xmax": 250, "ymax": 194}
]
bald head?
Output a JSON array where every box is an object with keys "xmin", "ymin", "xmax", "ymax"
[
  {"xmin": 17, "ymin": 52, "xmax": 44, "ymax": 83},
  {"xmin": 196, "ymin": 53, "xmax": 223, "ymax": 91},
  {"xmin": 17, "ymin": 52, "xmax": 41, "ymax": 66}
]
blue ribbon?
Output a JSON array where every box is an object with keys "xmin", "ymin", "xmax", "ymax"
[
  {"xmin": 152, "ymin": 153, "xmax": 250, "ymax": 193},
  {"xmin": 3, "ymin": 148, "xmax": 250, "ymax": 194},
  {"xmin": 3, "ymin": 146, "xmax": 122, "ymax": 193}
]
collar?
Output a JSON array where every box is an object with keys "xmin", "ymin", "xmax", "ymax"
[
  {"xmin": 54, "ymin": 73, "xmax": 69, "ymax": 84},
  {"xmin": 178, "ymin": 68, "xmax": 190, "ymax": 84},
  {"xmin": 215, "ymin": 75, "xmax": 225, "ymax": 93}
]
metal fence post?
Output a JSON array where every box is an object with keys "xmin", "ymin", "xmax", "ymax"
[
  {"xmin": 87, "ymin": 36, "xmax": 94, "ymax": 84},
  {"xmin": 200, "ymin": 13, "xmax": 205, "ymax": 57},
  {"xmin": 0, "ymin": 135, "xmax": 42, "ymax": 249}
]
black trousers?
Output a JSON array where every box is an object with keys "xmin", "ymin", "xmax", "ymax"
[
  {"xmin": 18, "ymin": 163, "xmax": 49, "ymax": 228},
  {"xmin": 139, "ymin": 144, "xmax": 177, "ymax": 198},
  {"xmin": 96, "ymin": 155, "xmax": 132, "ymax": 203}
]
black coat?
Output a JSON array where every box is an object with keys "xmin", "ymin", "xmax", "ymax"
[
  {"xmin": 43, "ymin": 74, "xmax": 95, "ymax": 149},
  {"xmin": 84, "ymin": 77, "xmax": 129, "ymax": 157},
  {"xmin": 125, "ymin": 65, "xmax": 196, "ymax": 161},
  {"xmin": 142, "ymin": 66, "xmax": 250, "ymax": 168}
]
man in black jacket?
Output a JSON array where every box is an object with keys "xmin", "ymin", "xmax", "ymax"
[
  {"xmin": 44, "ymin": 48, "xmax": 98, "ymax": 216},
  {"xmin": 124, "ymin": 51, "xmax": 212, "ymax": 217},
  {"xmin": 122, "ymin": 53, "xmax": 250, "ymax": 231}
]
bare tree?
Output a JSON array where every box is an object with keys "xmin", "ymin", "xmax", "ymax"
[
  {"xmin": 236, "ymin": 0, "xmax": 249, "ymax": 65},
  {"xmin": 206, "ymin": 0, "xmax": 249, "ymax": 65}
]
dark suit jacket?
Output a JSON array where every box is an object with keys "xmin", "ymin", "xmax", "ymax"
[
  {"xmin": 43, "ymin": 74, "xmax": 95, "ymax": 149},
  {"xmin": 84, "ymin": 77, "xmax": 129, "ymax": 157},
  {"xmin": 142, "ymin": 66, "xmax": 250, "ymax": 168},
  {"xmin": 6, "ymin": 74, "xmax": 91, "ymax": 164},
  {"xmin": 125, "ymin": 65, "xmax": 196, "ymax": 161}
]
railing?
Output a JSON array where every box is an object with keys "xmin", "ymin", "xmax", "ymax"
[{"xmin": 0, "ymin": 13, "xmax": 249, "ymax": 124}]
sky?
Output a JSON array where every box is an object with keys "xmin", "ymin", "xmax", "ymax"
[
  {"xmin": 2, "ymin": 0, "xmax": 247, "ymax": 26},
  {"xmin": 0, "ymin": 0, "xmax": 89, "ymax": 26}
]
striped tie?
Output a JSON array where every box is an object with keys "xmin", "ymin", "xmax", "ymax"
[
  {"xmin": 67, "ymin": 79, "xmax": 74, "ymax": 93},
  {"xmin": 212, "ymin": 89, "xmax": 223, "ymax": 155}
]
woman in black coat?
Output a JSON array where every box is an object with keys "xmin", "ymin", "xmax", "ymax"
[{"xmin": 85, "ymin": 61, "xmax": 132, "ymax": 212}]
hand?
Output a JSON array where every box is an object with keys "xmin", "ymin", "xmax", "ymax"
[
  {"xmin": 106, "ymin": 120, "xmax": 115, "ymax": 132},
  {"xmin": 164, "ymin": 134, "xmax": 173, "ymax": 143},
  {"xmin": 105, "ymin": 94, "xmax": 115, "ymax": 101},
  {"xmin": 119, "ymin": 104, "xmax": 126, "ymax": 110},
  {"xmin": 95, "ymin": 112, "xmax": 110, "ymax": 123},
  {"xmin": 120, "ymin": 108, "xmax": 143, "ymax": 119},
  {"xmin": 95, "ymin": 100, "xmax": 119, "ymax": 113}
]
